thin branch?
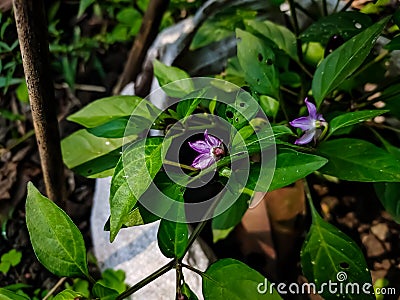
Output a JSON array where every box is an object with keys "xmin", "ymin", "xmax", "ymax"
[
  {"xmin": 113, "ymin": 0, "xmax": 170, "ymax": 95},
  {"xmin": 13, "ymin": 0, "xmax": 66, "ymax": 206},
  {"xmin": 340, "ymin": 0, "xmax": 355, "ymax": 12},
  {"xmin": 116, "ymin": 260, "xmax": 175, "ymax": 299},
  {"xmin": 43, "ymin": 277, "xmax": 67, "ymax": 300},
  {"xmin": 288, "ymin": 0, "xmax": 303, "ymax": 62}
]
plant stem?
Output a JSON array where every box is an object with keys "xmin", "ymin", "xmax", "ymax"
[
  {"xmin": 181, "ymin": 263, "xmax": 204, "ymax": 277},
  {"xmin": 42, "ymin": 277, "xmax": 67, "ymax": 300},
  {"xmin": 13, "ymin": 0, "xmax": 66, "ymax": 207},
  {"xmin": 113, "ymin": 0, "xmax": 170, "ymax": 94},
  {"xmin": 340, "ymin": 0, "xmax": 355, "ymax": 12},
  {"xmin": 288, "ymin": 0, "xmax": 303, "ymax": 62},
  {"xmin": 183, "ymin": 193, "xmax": 222, "ymax": 254},
  {"xmin": 322, "ymin": 0, "xmax": 328, "ymax": 16},
  {"xmin": 116, "ymin": 260, "xmax": 175, "ymax": 300}
]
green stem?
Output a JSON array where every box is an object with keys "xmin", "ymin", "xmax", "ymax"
[
  {"xmin": 116, "ymin": 260, "xmax": 175, "ymax": 299},
  {"xmin": 181, "ymin": 263, "xmax": 204, "ymax": 277},
  {"xmin": 303, "ymin": 178, "xmax": 317, "ymax": 219},
  {"xmin": 163, "ymin": 159, "xmax": 198, "ymax": 171},
  {"xmin": 183, "ymin": 193, "xmax": 223, "ymax": 254}
]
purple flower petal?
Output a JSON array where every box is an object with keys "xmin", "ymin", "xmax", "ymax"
[
  {"xmin": 289, "ymin": 116, "xmax": 314, "ymax": 131},
  {"xmin": 204, "ymin": 129, "xmax": 221, "ymax": 148},
  {"xmin": 191, "ymin": 153, "xmax": 216, "ymax": 169},
  {"xmin": 295, "ymin": 129, "xmax": 316, "ymax": 145},
  {"xmin": 305, "ymin": 98, "xmax": 318, "ymax": 120},
  {"xmin": 188, "ymin": 140, "xmax": 211, "ymax": 154}
]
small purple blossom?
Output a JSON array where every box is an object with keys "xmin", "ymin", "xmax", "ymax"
[
  {"xmin": 188, "ymin": 130, "xmax": 225, "ymax": 169},
  {"xmin": 289, "ymin": 98, "xmax": 327, "ymax": 145}
]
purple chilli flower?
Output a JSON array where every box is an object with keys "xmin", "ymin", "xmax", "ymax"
[
  {"xmin": 289, "ymin": 98, "xmax": 327, "ymax": 145},
  {"xmin": 188, "ymin": 130, "xmax": 225, "ymax": 169}
]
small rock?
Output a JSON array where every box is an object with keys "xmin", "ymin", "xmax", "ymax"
[
  {"xmin": 362, "ymin": 234, "xmax": 385, "ymax": 257},
  {"xmin": 374, "ymin": 259, "xmax": 391, "ymax": 270},
  {"xmin": 371, "ymin": 223, "xmax": 389, "ymax": 241},
  {"xmin": 338, "ymin": 212, "xmax": 359, "ymax": 229}
]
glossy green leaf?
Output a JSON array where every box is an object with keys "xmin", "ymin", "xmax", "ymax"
[
  {"xmin": 247, "ymin": 149, "xmax": 327, "ymax": 192},
  {"xmin": 0, "ymin": 288, "xmax": 30, "ymax": 300},
  {"xmin": 202, "ymin": 259, "xmax": 282, "ymax": 299},
  {"xmin": 77, "ymin": 0, "xmax": 95, "ymax": 18},
  {"xmin": 259, "ymin": 96, "xmax": 279, "ymax": 119},
  {"xmin": 71, "ymin": 148, "xmax": 121, "ymax": 178},
  {"xmin": 312, "ymin": 17, "xmax": 389, "ymax": 107},
  {"xmin": 301, "ymin": 202, "xmax": 373, "ymax": 299},
  {"xmin": 67, "ymin": 96, "xmax": 156, "ymax": 128},
  {"xmin": 26, "ymin": 183, "xmax": 89, "ymax": 278},
  {"xmin": 328, "ymin": 110, "xmax": 389, "ymax": 136},
  {"xmin": 53, "ymin": 290, "xmax": 84, "ymax": 300},
  {"xmin": 1, "ymin": 249, "xmax": 21, "ymax": 267},
  {"xmin": 300, "ymin": 12, "xmax": 372, "ymax": 45},
  {"xmin": 318, "ymin": 138, "xmax": 400, "ymax": 182},
  {"xmin": 97, "ymin": 269, "xmax": 126, "ymax": 294},
  {"xmin": 109, "ymin": 137, "xmax": 165, "ymax": 241},
  {"xmin": 61, "ymin": 129, "xmax": 136, "ymax": 177},
  {"xmin": 92, "ymin": 283, "xmax": 119, "ymax": 300},
  {"xmin": 246, "ymin": 19, "xmax": 298, "ymax": 61},
  {"xmin": 384, "ymin": 35, "xmax": 400, "ymax": 50},
  {"xmin": 182, "ymin": 283, "xmax": 199, "ymax": 300},
  {"xmin": 176, "ymin": 98, "xmax": 201, "ymax": 119},
  {"xmin": 374, "ymin": 182, "xmax": 400, "ymax": 224},
  {"xmin": 153, "ymin": 60, "xmax": 194, "ymax": 98},
  {"xmin": 157, "ymin": 184, "xmax": 188, "ymax": 258},
  {"xmin": 212, "ymin": 193, "xmax": 249, "ymax": 242},
  {"xmin": 236, "ymin": 29, "xmax": 280, "ymax": 99}
]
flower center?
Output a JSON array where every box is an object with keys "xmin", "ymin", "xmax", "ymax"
[{"xmin": 212, "ymin": 146, "xmax": 225, "ymax": 158}]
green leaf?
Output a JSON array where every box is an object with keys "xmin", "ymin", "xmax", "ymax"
[
  {"xmin": 78, "ymin": 0, "xmax": 95, "ymax": 18},
  {"xmin": 236, "ymin": 29, "xmax": 280, "ymax": 99},
  {"xmin": 15, "ymin": 81, "xmax": 29, "ymax": 103},
  {"xmin": 312, "ymin": 17, "xmax": 389, "ymax": 107},
  {"xmin": 157, "ymin": 184, "xmax": 188, "ymax": 258},
  {"xmin": 92, "ymin": 283, "xmax": 119, "ymax": 300},
  {"xmin": 61, "ymin": 129, "xmax": 134, "ymax": 176},
  {"xmin": 318, "ymin": 138, "xmax": 400, "ymax": 182},
  {"xmin": 384, "ymin": 35, "xmax": 400, "ymax": 50},
  {"xmin": 0, "ymin": 262, "xmax": 10, "ymax": 274},
  {"xmin": 246, "ymin": 19, "xmax": 298, "ymax": 61},
  {"xmin": 301, "ymin": 202, "xmax": 373, "ymax": 299},
  {"xmin": 0, "ymin": 288, "xmax": 30, "ymax": 300},
  {"xmin": 109, "ymin": 137, "xmax": 165, "ymax": 242},
  {"xmin": 67, "ymin": 96, "xmax": 156, "ymax": 128},
  {"xmin": 301, "ymin": 12, "xmax": 372, "ymax": 45},
  {"xmin": 248, "ymin": 149, "xmax": 328, "ymax": 192},
  {"xmin": 25, "ymin": 183, "xmax": 89, "ymax": 278},
  {"xmin": 97, "ymin": 269, "xmax": 126, "ymax": 294},
  {"xmin": 176, "ymin": 98, "xmax": 201, "ymax": 119},
  {"xmin": 259, "ymin": 96, "xmax": 279, "ymax": 119},
  {"xmin": 71, "ymin": 148, "xmax": 121, "ymax": 178},
  {"xmin": 53, "ymin": 290, "xmax": 84, "ymax": 300},
  {"xmin": 153, "ymin": 60, "xmax": 194, "ymax": 98},
  {"xmin": 212, "ymin": 193, "xmax": 249, "ymax": 242},
  {"xmin": 1, "ymin": 249, "xmax": 21, "ymax": 267},
  {"xmin": 202, "ymin": 259, "xmax": 282, "ymax": 299},
  {"xmin": 157, "ymin": 218, "xmax": 188, "ymax": 259},
  {"xmin": 374, "ymin": 182, "xmax": 400, "ymax": 224},
  {"xmin": 182, "ymin": 283, "xmax": 199, "ymax": 300},
  {"xmin": 328, "ymin": 110, "xmax": 389, "ymax": 136}
]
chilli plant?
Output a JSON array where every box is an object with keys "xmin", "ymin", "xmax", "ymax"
[{"xmin": 19, "ymin": 1, "xmax": 400, "ymax": 300}]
